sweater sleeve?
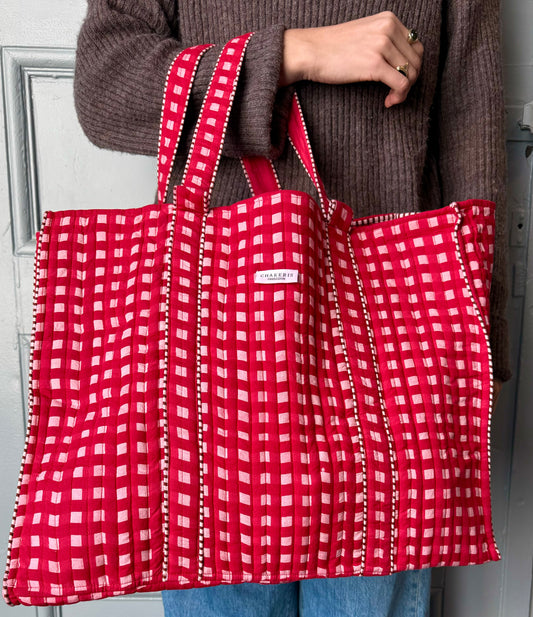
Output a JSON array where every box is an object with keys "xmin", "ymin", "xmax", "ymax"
[
  {"xmin": 437, "ymin": 0, "xmax": 512, "ymax": 382},
  {"xmin": 74, "ymin": 0, "xmax": 291, "ymax": 159}
]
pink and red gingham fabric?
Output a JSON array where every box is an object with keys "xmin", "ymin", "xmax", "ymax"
[{"xmin": 4, "ymin": 33, "xmax": 499, "ymax": 606}]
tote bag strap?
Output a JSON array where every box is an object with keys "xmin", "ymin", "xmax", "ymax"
[
  {"xmin": 240, "ymin": 156, "xmax": 281, "ymax": 194},
  {"xmin": 157, "ymin": 43, "xmax": 213, "ymax": 204},
  {"xmin": 241, "ymin": 94, "xmax": 331, "ymax": 219},
  {"xmin": 180, "ymin": 32, "xmax": 254, "ymax": 204}
]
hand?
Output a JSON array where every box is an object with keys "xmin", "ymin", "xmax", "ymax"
[{"xmin": 280, "ymin": 11, "xmax": 424, "ymax": 108}]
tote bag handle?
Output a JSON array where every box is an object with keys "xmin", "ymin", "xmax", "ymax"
[
  {"xmin": 179, "ymin": 33, "xmax": 254, "ymax": 205},
  {"xmin": 157, "ymin": 43, "xmax": 213, "ymax": 204},
  {"xmin": 241, "ymin": 94, "xmax": 331, "ymax": 218},
  {"xmin": 160, "ymin": 33, "xmax": 332, "ymax": 221}
]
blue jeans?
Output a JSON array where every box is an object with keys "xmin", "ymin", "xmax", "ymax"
[{"xmin": 161, "ymin": 569, "xmax": 431, "ymax": 617}]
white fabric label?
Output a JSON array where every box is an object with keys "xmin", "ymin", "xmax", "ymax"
[{"xmin": 254, "ymin": 269, "xmax": 300, "ymax": 284}]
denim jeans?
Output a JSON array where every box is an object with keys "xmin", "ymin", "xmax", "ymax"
[{"xmin": 161, "ymin": 569, "xmax": 431, "ymax": 617}]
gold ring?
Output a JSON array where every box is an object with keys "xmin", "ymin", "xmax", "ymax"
[
  {"xmin": 407, "ymin": 29, "xmax": 419, "ymax": 45},
  {"xmin": 396, "ymin": 63, "xmax": 409, "ymax": 78}
]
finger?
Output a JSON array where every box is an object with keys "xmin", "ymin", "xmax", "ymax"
[
  {"xmin": 394, "ymin": 39, "xmax": 423, "ymax": 80},
  {"xmin": 377, "ymin": 12, "xmax": 424, "ymax": 54},
  {"xmin": 384, "ymin": 16, "xmax": 424, "ymax": 74},
  {"xmin": 381, "ymin": 39, "xmax": 423, "ymax": 107},
  {"xmin": 388, "ymin": 31, "xmax": 423, "ymax": 79},
  {"xmin": 396, "ymin": 28, "xmax": 424, "ymax": 66},
  {"xmin": 370, "ymin": 26, "xmax": 422, "ymax": 86},
  {"xmin": 380, "ymin": 41, "xmax": 421, "ymax": 88},
  {"xmin": 373, "ymin": 13, "xmax": 423, "ymax": 104},
  {"xmin": 384, "ymin": 12, "xmax": 424, "ymax": 49},
  {"xmin": 375, "ymin": 62, "xmax": 412, "ymax": 106}
]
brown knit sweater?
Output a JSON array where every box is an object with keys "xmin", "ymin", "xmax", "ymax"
[{"xmin": 74, "ymin": 0, "xmax": 512, "ymax": 382}]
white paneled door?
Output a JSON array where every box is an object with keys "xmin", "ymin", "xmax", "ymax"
[{"xmin": 0, "ymin": 2, "xmax": 531, "ymax": 617}]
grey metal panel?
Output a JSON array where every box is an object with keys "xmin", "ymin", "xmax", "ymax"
[
  {"xmin": 430, "ymin": 589, "xmax": 443, "ymax": 617},
  {"xmin": 500, "ymin": 140, "xmax": 533, "ymax": 616},
  {"xmin": 430, "ymin": 568, "xmax": 445, "ymax": 617}
]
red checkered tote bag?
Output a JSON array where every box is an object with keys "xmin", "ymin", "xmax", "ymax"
[{"xmin": 4, "ymin": 32, "xmax": 499, "ymax": 606}]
